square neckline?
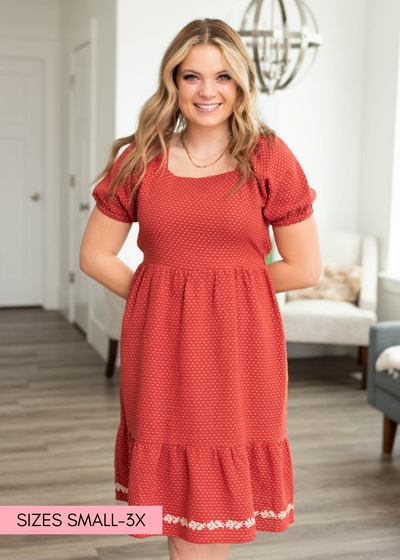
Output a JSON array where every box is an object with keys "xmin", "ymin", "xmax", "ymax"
[{"xmin": 166, "ymin": 143, "xmax": 240, "ymax": 180}]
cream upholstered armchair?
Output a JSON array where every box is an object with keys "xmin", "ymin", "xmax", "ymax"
[
  {"xmin": 274, "ymin": 230, "xmax": 379, "ymax": 390},
  {"xmin": 103, "ymin": 288, "xmax": 126, "ymax": 377},
  {"xmin": 102, "ymin": 242, "xmax": 140, "ymax": 377}
]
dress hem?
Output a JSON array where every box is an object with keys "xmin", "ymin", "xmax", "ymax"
[
  {"xmin": 114, "ymin": 489, "xmax": 294, "ymax": 543},
  {"xmin": 113, "ymin": 428, "xmax": 295, "ymax": 543}
]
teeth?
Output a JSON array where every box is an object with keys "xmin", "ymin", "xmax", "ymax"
[{"xmin": 195, "ymin": 104, "xmax": 220, "ymax": 109}]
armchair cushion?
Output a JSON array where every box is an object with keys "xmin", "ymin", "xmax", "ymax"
[{"xmin": 281, "ymin": 298, "xmax": 376, "ymax": 345}]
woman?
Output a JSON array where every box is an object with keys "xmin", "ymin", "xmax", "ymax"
[{"xmin": 80, "ymin": 18, "xmax": 321, "ymax": 560}]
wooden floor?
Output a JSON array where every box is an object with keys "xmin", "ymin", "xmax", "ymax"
[{"xmin": 0, "ymin": 307, "xmax": 399, "ymax": 560}]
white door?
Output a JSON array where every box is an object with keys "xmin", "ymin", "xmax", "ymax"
[
  {"xmin": 70, "ymin": 42, "xmax": 92, "ymax": 333},
  {"xmin": 0, "ymin": 58, "xmax": 44, "ymax": 306}
]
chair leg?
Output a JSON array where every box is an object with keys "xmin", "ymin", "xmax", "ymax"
[
  {"xmin": 383, "ymin": 415, "xmax": 397, "ymax": 454},
  {"xmin": 357, "ymin": 345, "xmax": 363, "ymax": 365},
  {"xmin": 360, "ymin": 346, "xmax": 368, "ymax": 390},
  {"xmin": 105, "ymin": 338, "xmax": 118, "ymax": 378}
]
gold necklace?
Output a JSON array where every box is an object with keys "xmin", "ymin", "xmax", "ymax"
[
  {"xmin": 186, "ymin": 149, "xmax": 224, "ymax": 162},
  {"xmin": 183, "ymin": 140, "xmax": 225, "ymax": 162},
  {"xmin": 180, "ymin": 132, "xmax": 229, "ymax": 169}
]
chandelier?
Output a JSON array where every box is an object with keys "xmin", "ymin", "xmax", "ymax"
[{"xmin": 227, "ymin": 0, "xmax": 323, "ymax": 94}]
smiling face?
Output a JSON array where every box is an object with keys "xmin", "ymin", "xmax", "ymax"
[{"xmin": 176, "ymin": 45, "xmax": 237, "ymax": 129}]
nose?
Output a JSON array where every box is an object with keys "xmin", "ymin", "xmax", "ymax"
[{"xmin": 198, "ymin": 79, "xmax": 219, "ymax": 99}]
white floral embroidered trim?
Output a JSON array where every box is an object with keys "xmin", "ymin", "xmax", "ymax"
[
  {"xmin": 116, "ymin": 482, "xmax": 128, "ymax": 493},
  {"xmin": 115, "ymin": 483, "xmax": 293, "ymax": 530}
]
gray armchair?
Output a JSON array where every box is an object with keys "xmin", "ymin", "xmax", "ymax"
[{"xmin": 367, "ymin": 321, "xmax": 400, "ymax": 454}]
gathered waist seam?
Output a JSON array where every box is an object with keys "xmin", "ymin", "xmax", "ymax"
[{"xmin": 138, "ymin": 262, "xmax": 268, "ymax": 272}]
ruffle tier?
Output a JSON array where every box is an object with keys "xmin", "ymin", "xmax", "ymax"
[{"xmin": 114, "ymin": 425, "xmax": 294, "ymax": 544}]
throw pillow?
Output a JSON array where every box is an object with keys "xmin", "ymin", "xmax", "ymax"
[
  {"xmin": 287, "ymin": 264, "xmax": 365, "ymax": 303},
  {"xmin": 376, "ymin": 345, "xmax": 400, "ymax": 379}
]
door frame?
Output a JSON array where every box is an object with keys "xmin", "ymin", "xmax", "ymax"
[
  {"xmin": 0, "ymin": 37, "xmax": 61, "ymax": 309},
  {"xmin": 68, "ymin": 18, "xmax": 98, "ymax": 330}
]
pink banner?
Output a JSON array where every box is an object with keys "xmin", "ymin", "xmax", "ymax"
[{"xmin": 0, "ymin": 506, "xmax": 162, "ymax": 534}]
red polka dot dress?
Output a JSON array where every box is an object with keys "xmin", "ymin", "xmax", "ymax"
[{"xmin": 92, "ymin": 133, "xmax": 317, "ymax": 544}]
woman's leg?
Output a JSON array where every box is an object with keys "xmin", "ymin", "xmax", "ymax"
[{"xmin": 167, "ymin": 536, "xmax": 231, "ymax": 560}]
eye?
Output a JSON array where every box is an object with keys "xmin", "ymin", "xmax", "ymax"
[{"xmin": 182, "ymin": 74, "xmax": 232, "ymax": 81}]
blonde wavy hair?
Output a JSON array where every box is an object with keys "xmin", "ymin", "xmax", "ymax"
[{"xmin": 91, "ymin": 18, "xmax": 277, "ymax": 206}]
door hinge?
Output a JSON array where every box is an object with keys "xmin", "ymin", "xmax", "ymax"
[
  {"xmin": 69, "ymin": 272, "xmax": 75, "ymax": 284},
  {"xmin": 70, "ymin": 74, "xmax": 75, "ymax": 88},
  {"xmin": 70, "ymin": 174, "xmax": 75, "ymax": 187}
]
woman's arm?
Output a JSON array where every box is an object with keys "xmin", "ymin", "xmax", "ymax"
[
  {"xmin": 80, "ymin": 206, "xmax": 135, "ymax": 300},
  {"xmin": 266, "ymin": 214, "xmax": 321, "ymax": 294}
]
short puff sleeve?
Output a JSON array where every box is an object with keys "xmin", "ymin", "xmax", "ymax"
[
  {"xmin": 92, "ymin": 141, "xmax": 137, "ymax": 223},
  {"xmin": 257, "ymin": 135, "xmax": 317, "ymax": 227}
]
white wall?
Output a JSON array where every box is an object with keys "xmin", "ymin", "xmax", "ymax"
[
  {"xmin": 59, "ymin": 0, "xmax": 118, "ymax": 332},
  {"xmin": 0, "ymin": 0, "xmax": 60, "ymax": 41},
  {"xmin": 360, "ymin": 0, "xmax": 400, "ymax": 267},
  {"xmin": 0, "ymin": 0, "xmax": 62, "ymax": 309},
  {"xmin": 360, "ymin": 0, "xmax": 400, "ymax": 321}
]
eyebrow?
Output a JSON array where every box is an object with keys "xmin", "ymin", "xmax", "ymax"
[{"xmin": 181, "ymin": 69, "xmax": 230, "ymax": 75}]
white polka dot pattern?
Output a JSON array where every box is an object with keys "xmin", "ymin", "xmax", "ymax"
[
  {"xmin": 257, "ymin": 136, "xmax": 317, "ymax": 227},
  {"xmin": 91, "ymin": 134, "xmax": 316, "ymax": 544},
  {"xmin": 92, "ymin": 145, "xmax": 138, "ymax": 223}
]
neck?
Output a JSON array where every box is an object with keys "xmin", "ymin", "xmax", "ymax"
[{"xmin": 181, "ymin": 123, "xmax": 231, "ymax": 153}]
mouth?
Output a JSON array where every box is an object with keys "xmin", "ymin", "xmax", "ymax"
[{"xmin": 193, "ymin": 103, "xmax": 222, "ymax": 113}]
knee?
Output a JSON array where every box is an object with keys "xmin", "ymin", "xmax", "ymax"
[
  {"xmin": 167, "ymin": 536, "xmax": 231, "ymax": 560},
  {"xmin": 168, "ymin": 536, "xmax": 193, "ymax": 558},
  {"xmin": 167, "ymin": 536, "xmax": 208, "ymax": 560}
]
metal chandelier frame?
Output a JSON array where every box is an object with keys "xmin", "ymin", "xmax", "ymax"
[{"xmin": 232, "ymin": 0, "xmax": 323, "ymax": 94}]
